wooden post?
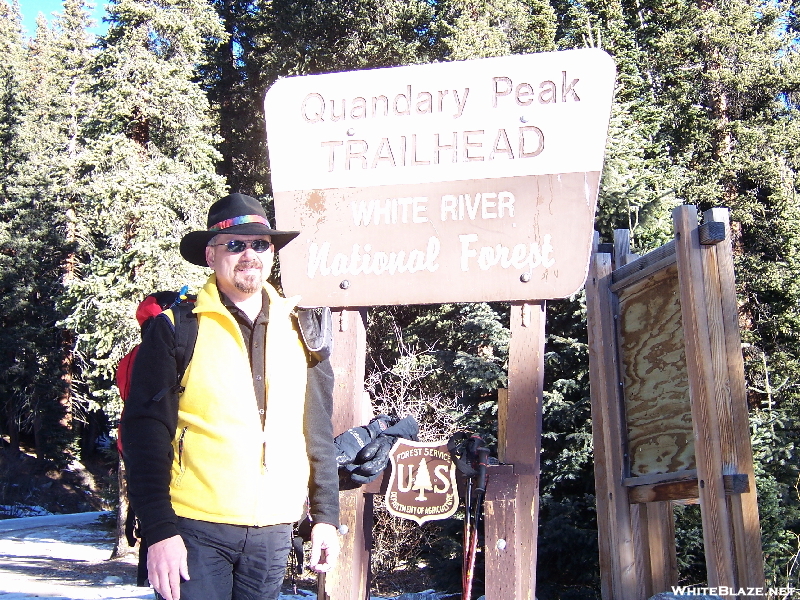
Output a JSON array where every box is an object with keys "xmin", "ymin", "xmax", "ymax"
[
  {"xmin": 484, "ymin": 301, "xmax": 545, "ymax": 600},
  {"xmin": 701, "ymin": 208, "xmax": 765, "ymax": 590},
  {"xmin": 111, "ymin": 457, "xmax": 134, "ymax": 559},
  {"xmin": 614, "ymin": 229, "xmax": 634, "ymax": 268},
  {"xmin": 496, "ymin": 388, "xmax": 508, "ymax": 464},
  {"xmin": 673, "ymin": 206, "xmax": 737, "ymax": 592},
  {"xmin": 484, "ymin": 464, "xmax": 520, "ymax": 599},
  {"xmin": 630, "ymin": 504, "xmax": 652, "ymax": 598},
  {"xmin": 321, "ymin": 308, "xmax": 370, "ymax": 600},
  {"xmin": 585, "ymin": 251, "xmax": 642, "ymax": 600},
  {"xmin": 642, "ymin": 502, "xmax": 678, "ymax": 594}
]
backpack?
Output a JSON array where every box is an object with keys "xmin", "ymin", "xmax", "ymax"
[
  {"xmin": 116, "ymin": 289, "xmax": 198, "ymax": 453},
  {"xmin": 115, "ymin": 288, "xmax": 199, "ymax": 587}
]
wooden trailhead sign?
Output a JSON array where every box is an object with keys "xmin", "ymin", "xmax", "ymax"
[
  {"xmin": 385, "ymin": 439, "xmax": 459, "ymax": 525},
  {"xmin": 265, "ymin": 49, "xmax": 616, "ymax": 306},
  {"xmin": 264, "ymin": 49, "xmax": 615, "ymax": 600}
]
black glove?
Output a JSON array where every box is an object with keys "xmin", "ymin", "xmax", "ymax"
[
  {"xmin": 334, "ymin": 414, "xmax": 393, "ymax": 467},
  {"xmin": 347, "ymin": 415, "xmax": 420, "ymax": 485},
  {"xmin": 350, "ymin": 436, "xmax": 395, "ymax": 484}
]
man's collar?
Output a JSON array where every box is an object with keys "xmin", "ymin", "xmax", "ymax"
[{"xmin": 219, "ymin": 288, "xmax": 270, "ymax": 321}]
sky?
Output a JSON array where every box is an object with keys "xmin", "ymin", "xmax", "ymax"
[{"xmin": 16, "ymin": 0, "xmax": 108, "ymax": 38}]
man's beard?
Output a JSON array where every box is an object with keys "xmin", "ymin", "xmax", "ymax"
[{"xmin": 233, "ymin": 259, "xmax": 264, "ymax": 294}]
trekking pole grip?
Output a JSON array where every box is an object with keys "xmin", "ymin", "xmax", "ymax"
[{"xmin": 475, "ymin": 447, "xmax": 490, "ymax": 493}]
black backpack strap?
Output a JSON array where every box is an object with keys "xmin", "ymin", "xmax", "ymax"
[
  {"xmin": 149, "ymin": 303, "xmax": 198, "ymax": 402},
  {"xmin": 171, "ymin": 302, "xmax": 198, "ymax": 385}
]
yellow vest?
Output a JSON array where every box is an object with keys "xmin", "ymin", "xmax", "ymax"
[{"xmin": 167, "ymin": 276, "xmax": 310, "ymax": 526}]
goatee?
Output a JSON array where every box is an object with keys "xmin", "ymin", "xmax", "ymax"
[{"xmin": 234, "ymin": 259, "xmax": 263, "ymax": 294}]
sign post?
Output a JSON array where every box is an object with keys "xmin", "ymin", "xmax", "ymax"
[{"xmin": 265, "ymin": 49, "xmax": 615, "ymax": 599}]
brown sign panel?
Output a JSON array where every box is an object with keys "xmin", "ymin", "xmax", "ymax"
[
  {"xmin": 385, "ymin": 439, "xmax": 459, "ymax": 525},
  {"xmin": 264, "ymin": 50, "xmax": 616, "ymax": 306},
  {"xmin": 275, "ymin": 172, "xmax": 598, "ymax": 305}
]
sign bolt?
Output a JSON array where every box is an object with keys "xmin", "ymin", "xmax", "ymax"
[
  {"xmin": 520, "ymin": 273, "xmax": 531, "ymax": 283},
  {"xmin": 520, "ymin": 116, "xmax": 528, "ymax": 123},
  {"xmin": 346, "ymin": 128, "xmax": 355, "ymax": 136},
  {"xmin": 338, "ymin": 524, "xmax": 349, "ymax": 536},
  {"xmin": 340, "ymin": 280, "xmax": 351, "ymax": 290},
  {"xmin": 496, "ymin": 539, "xmax": 507, "ymax": 550}
]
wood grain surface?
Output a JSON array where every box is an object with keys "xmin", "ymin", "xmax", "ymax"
[{"xmin": 617, "ymin": 264, "xmax": 695, "ymax": 476}]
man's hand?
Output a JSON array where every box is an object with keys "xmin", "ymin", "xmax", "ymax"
[
  {"xmin": 308, "ymin": 523, "xmax": 340, "ymax": 573},
  {"xmin": 147, "ymin": 535, "xmax": 190, "ymax": 600}
]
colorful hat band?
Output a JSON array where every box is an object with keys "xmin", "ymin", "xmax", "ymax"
[{"xmin": 209, "ymin": 214, "xmax": 270, "ymax": 231}]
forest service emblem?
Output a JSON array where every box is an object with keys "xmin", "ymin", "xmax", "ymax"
[{"xmin": 385, "ymin": 438, "xmax": 459, "ymax": 525}]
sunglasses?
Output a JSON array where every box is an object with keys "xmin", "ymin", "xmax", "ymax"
[{"xmin": 210, "ymin": 239, "xmax": 273, "ymax": 253}]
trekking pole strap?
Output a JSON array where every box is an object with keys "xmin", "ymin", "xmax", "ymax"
[{"xmin": 447, "ymin": 432, "xmax": 489, "ymax": 479}]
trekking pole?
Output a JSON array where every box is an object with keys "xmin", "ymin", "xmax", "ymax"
[
  {"xmin": 462, "ymin": 477, "xmax": 473, "ymax": 593},
  {"xmin": 448, "ymin": 432, "xmax": 491, "ymax": 600},
  {"xmin": 463, "ymin": 446, "xmax": 490, "ymax": 600},
  {"xmin": 463, "ymin": 506, "xmax": 479, "ymax": 600}
]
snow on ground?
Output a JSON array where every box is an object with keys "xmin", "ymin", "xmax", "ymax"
[
  {"xmin": 0, "ymin": 512, "xmax": 152, "ymax": 600},
  {"xmin": 0, "ymin": 512, "xmax": 333, "ymax": 599},
  {"xmin": 0, "ymin": 512, "xmax": 454, "ymax": 600}
]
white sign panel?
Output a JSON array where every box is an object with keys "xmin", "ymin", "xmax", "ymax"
[{"xmin": 264, "ymin": 49, "xmax": 615, "ymax": 306}]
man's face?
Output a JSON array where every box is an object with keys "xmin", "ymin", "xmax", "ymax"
[{"xmin": 205, "ymin": 233, "xmax": 273, "ymax": 299}]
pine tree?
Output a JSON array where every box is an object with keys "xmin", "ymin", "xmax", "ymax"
[
  {"xmin": 0, "ymin": 1, "xmax": 84, "ymax": 463},
  {"xmin": 413, "ymin": 457, "xmax": 434, "ymax": 501},
  {"xmin": 191, "ymin": 0, "xmax": 800, "ymax": 593},
  {"xmin": 526, "ymin": 3, "xmax": 683, "ymax": 594},
  {"xmin": 3, "ymin": 0, "xmax": 98, "ymax": 465},
  {"xmin": 0, "ymin": 0, "xmax": 32, "ymax": 454},
  {"xmin": 60, "ymin": 0, "xmax": 227, "ymax": 434},
  {"xmin": 627, "ymin": 0, "xmax": 800, "ymax": 585},
  {"xmin": 432, "ymin": 0, "xmax": 557, "ymax": 59},
  {"xmin": 542, "ymin": 0, "xmax": 800, "ymax": 590},
  {"xmin": 0, "ymin": 0, "xmax": 25, "ymax": 193}
]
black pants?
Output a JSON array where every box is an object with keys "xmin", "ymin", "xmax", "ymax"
[{"xmin": 175, "ymin": 517, "xmax": 292, "ymax": 600}]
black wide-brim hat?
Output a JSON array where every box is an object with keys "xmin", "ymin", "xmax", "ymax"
[{"xmin": 180, "ymin": 193, "xmax": 299, "ymax": 267}]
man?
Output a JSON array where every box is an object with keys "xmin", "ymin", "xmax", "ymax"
[{"xmin": 121, "ymin": 193, "xmax": 340, "ymax": 600}]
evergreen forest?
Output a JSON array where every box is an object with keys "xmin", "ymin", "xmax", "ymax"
[{"xmin": 2, "ymin": 0, "xmax": 800, "ymax": 597}]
